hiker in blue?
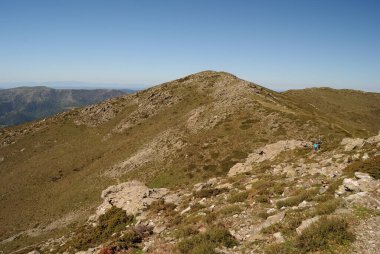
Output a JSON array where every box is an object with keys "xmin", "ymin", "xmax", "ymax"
[{"xmin": 313, "ymin": 143, "xmax": 319, "ymax": 152}]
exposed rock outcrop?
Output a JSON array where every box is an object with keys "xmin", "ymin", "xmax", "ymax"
[
  {"xmin": 228, "ymin": 140, "xmax": 311, "ymax": 176},
  {"xmin": 90, "ymin": 181, "xmax": 169, "ymax": 221}
]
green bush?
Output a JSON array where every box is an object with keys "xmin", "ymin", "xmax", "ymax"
[
  {"xmin": 177, "ymin": 226, "xmax": 237, "ymax": 254},
  {"xmin": 315, "ymin": 199, "xmax": 340, "ymax": 215},
  {"xmin": 256, "ymin": 194, "xmax": 270, "ymax": 203},
  {"xmin": 219, "ymin": 205, "xmax": 242, "ymax": 215},
  {"xmin": 265, "ymin": 242, "xmax": 295, "ymax": 254},
  {"xmin": 194, "ymin": 188, "xmax": 227, "ymax": 198},
  {"xmin": 149, "ymin": 199, "xmax": 176, "ymax": 215},
  {"xmin": 111, "ymin": 229, "xmax": 142, "ymax": 249},
  {"xmin": 276, "ymin": 189, "xmax": 318, "ymax": 208},
  {"xmin": 70, "ymin": 207, "xmax": 134, "ymax": 250},
  {"xmin": 175, "ymin": 225, "xmax": 198, "ymax": 238},
  {"xmin": 296, "ymin": 217, "xmax": 355, "ymax": 253},
  {"xmin": 228, "ymin": 191, "xmax": 248, "ymax": 203}
]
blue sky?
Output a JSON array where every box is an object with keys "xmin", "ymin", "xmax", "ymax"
[{"xmin": 0, "ymin": 0, "xmax": 379, "ymax": 91}]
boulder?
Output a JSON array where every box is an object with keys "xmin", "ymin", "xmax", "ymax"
[
  {"xmin": 343, "ymin": 178, "xmax": 361, "ymax": 192},
  {"xmin": 90, "ymin": 181, "xmax": 168, "ymax": 220},
  {"xmin": 338, "ymin": 176, "xmax": 379, "ymax": 196},
  {"xmin": 344, "ymin": 192, "xmax": 380, "ymax": 210},
  {"xmin": 256, "ymin": 211, "xmax": 286, "ymax": 233},
  {"xmin": 296, "ymin": 216, "xmax": 320, "ymax": 235},
  {"xmin": 228, "ymin": 140, "xmax": 311, "ymax": 176},
  {"xmin": 355, "ymin": 172, "xmax": 372, "ymax": 180},
  {"xmin": 341, "ymin": 137, "xmax": 364, "ymax": 151},
  {"xmin": 164, "ymin": 193, "xmax": 180, "ymax": 205},
  {"xmin": 366, "ymin": 132, "xmax": 380, "ymax": 144}
]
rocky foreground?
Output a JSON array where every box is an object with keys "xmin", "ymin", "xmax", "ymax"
[{"xmin": 14, "ymin": 132, "xmax": 380, "ymax": 254}]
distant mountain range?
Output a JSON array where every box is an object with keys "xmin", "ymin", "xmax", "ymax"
[
  {"xmin": 0, "ymin": 86, "xmax": 129, "ymax": 127},
  {"xmin": 0, "ymin": 81, "xmax": 143, "ymax": 91}
]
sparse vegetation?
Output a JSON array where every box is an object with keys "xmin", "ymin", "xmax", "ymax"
[
  {"xmin": 296, "ymin": 217, "xmax": 355, "ymax": 252},
  {"xmin": 276, "ymin": 188, "xmax": 319, "ymax": 208},
  {"xmin": 194, "ymin": 187, "xmax": 227, "ymax": 198},
  {"xmin": 314, "ymin": 199, "xmax": 340, "ymax": 215},
  {"xmin": 149, "ymin": 199, "xmax": 177, "ymax": 215},
  {"xmin": 228, "ymin": 191, "xmax": 249, "ymax": 203},
  {"xmin": 69, "ymin": 207, "xmax": 134, "ymax": 251},
  {"xmin": 344, "ymin": 156, "xmax": 380, "ymax": 179},
  {"xmin": 177, "ymin": 226, "xmax": 237, "ymax": 254},
  {"xmin": 219, "ymin": 205, "xmax": 242, "ymax": 215}
]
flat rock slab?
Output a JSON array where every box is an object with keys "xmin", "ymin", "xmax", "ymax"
[
  {"xmin": 90, "ymin": 180, "xmax": 168, "ymax": 220},
  {"xmin": 228, "ymin": 140, "xmax": 310, "ymax": 176}
]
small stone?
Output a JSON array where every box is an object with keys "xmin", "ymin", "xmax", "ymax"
[
  {"xmin": 180, "ymin": 206, "xmax": 191, "ymax": 215},
  {"xmin": 273, "ymin": 232, "xmax": 285, "ymax": 243}
]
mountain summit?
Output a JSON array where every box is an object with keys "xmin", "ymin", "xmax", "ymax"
[{"xmin": 1, "ymin": 71, "xmax": 379, "ymax": 253}]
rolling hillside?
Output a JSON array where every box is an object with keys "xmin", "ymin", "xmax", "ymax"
[{"xmin": 0, "ymin": 71, "xmax": 379, "ymax": 253}]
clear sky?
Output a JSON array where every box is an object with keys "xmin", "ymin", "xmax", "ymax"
[{"xmin": 0, "ymin": 0, "xmax": 379, "ymax": 91}]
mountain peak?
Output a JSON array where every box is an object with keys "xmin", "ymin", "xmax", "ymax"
[{"xmin": 175, "ymin": 70, "xmax": 238, "ymax": 82}]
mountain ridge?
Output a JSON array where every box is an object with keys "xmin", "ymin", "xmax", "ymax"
[{"xmin": 0, "ymin": 71, "xmax": 379, "ymax": 253}]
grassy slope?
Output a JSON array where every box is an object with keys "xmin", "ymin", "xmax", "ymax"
[
  {"xmin": 0, "ymin": 72, "xmax": 378, "ymax": 251},
  {"xmin": 284, "ymin": 88, "xmax": 380, "ymax": 136}
]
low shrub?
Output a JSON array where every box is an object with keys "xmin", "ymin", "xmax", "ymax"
[
  {"xmin": 177, "ymin": 226, "xmax": 237, "ymax": 254},
  {"xmin": 175, "ymin": 225, "xmax": 199, "ymax": 238},
  {"xmin": 265, "ymin": 242, "xmax": 295, "ymax": 254},
  {"xmin": 194, "ymin": 188, "xmax": 227, "ymax": 198},
  {"xmin": 256, "ymin": 194, "xmax": 270, "ymax": 203},
  {"xmin": 276, "ymin": 188, "xmax": 318, "ymax": 208},
  {"xmin": 149, "ymin": 199, "xmax": 176, "ymax": 215},
  {"xmin": 315, "ymin": 199, "xmax": 340, "ymax": 215},
  {"xmin": 296, "ymin": 217, "xmax": 355, "ymax": 253},
  {"xmin": 70, "ymin": 207, "xmax": 135, "ymax": 251},
  {"xmin": 227, "ymin": 191, "xmax": 248, "ymax": 203},
  {"xmin": 219, "ymin": 205, "xmax": 242, "ymax": 215},
  {"xmin": 134, "ymin": 223, "xmax": 154, "ymax": 238}
]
